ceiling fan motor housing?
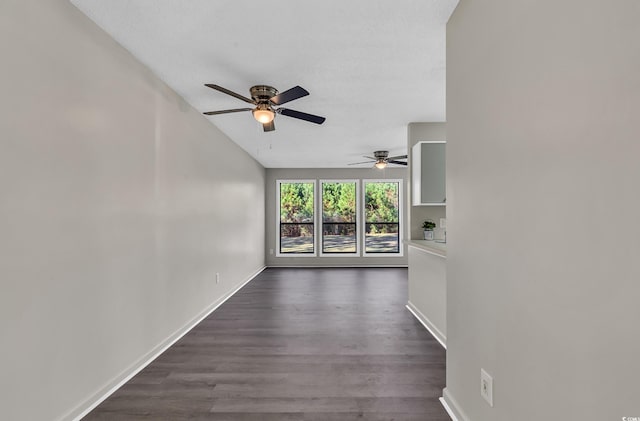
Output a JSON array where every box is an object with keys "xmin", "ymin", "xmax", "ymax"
[
  {"xmin": 373, "ymin": 150, "xmax": 389, "ymax": 160},
  {"xmin": 250, "ymin": 85, "xmax": 278, "ymax": 103}
]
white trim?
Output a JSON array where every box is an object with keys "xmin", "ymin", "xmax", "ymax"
[
  {"xmin": 362, "ymin": 179, "xmax": 404, "ymax": 257},
  {"xmin": 406, "ymin": 301, "xmax": 446, "ymax": 349},
  {"xmin": 62, "ymin": 266, "xmax": 266, "ymax": 421},
  {"xmin": 439, "ymin": 397, "xmax": 459, "ymax": 421},
  {"xmin": 441, "ymin": 388, "xmax": 471, "ymax": 421},
  {"xmin": 275, "ymin": 179, "xmax": 317, "ymax": 257},
  {"xmin": 319, "ymin": 179, "xmax": 361, "ymax": 257}
]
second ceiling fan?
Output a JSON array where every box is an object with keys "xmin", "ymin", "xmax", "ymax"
[
  {"xmin": 349, "ymin": 151, "xmax": 408, "ymax": 169},
  {"xmin": 203, "ymin": 84, "xmax": 326, "ymax": 132}
]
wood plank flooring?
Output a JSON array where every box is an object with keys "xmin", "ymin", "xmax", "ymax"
[{"xmin": 84, "ymin": 268, "xmax": 448, "ymax": 420}]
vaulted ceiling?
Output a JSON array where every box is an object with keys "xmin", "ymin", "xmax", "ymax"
[{"xmin": 71, "ymin": 0, "xmax": 458, "ymax": 167}]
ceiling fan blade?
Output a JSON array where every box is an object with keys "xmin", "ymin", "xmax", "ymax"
[
  {"xmin": 204, "ymin": 84, "xmax": 256, "ymax": 105},
  {"xmin": 278, "ymin": 108, "xmax": 326, "ymax": 124},
  {"xmin": 363, "ymin": 156, "xmax": 376, "ymax": 160},
  {"xmin": 387, "ymin": 160, "xmax": 408, "ymax": 166},
  {"xmin": 270, "ymin": 86, "xmax": 309, "ymax": 105},
  {"xmin": 348, "ymin": 160, "xmax": 376, "ymax": 165},
  {"xmin": 387, "ymin": 154, "xmax": 408, "ymax": 160},
  {"xmin": 203, "ymin": 108, "xmax": 253, "ymax": 115},
  {"xmin": 263, "ymin": 121, "xmax": 275, "ymax": 132}
]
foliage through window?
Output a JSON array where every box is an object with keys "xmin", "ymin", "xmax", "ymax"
[
  {"xmin": 279, "ymin": 181, "xmax": 315, "ymax": 254},
  {"xmin": 364, "ymin": 181, "xmax": 400, "ymax": 254},
  {"xmin": 322, "ymin": 181, "xmax": 357, "ymax": 254}
]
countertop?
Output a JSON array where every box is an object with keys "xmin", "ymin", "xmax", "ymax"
[{"xmin": 406, "ymin": 239, "xmax": 447, "ymax": 258}]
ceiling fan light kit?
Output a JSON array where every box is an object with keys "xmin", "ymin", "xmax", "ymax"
[
  {"xmin": 252, "ymin": 104, "xmax": 275, "ymax": 124},
  {"xmin": 203, "ymin": 83, "xmax": 325, "ymax": 132}
]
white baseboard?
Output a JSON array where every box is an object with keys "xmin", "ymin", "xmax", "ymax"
[
  {"xmin": 439, "ymin": 397, "xmax": 459, "ymax": 421},
  {"xmin": 406, "ymin": 301, "xmax": 447, "ymax": 349},
  {"xmin": 61, "ymin": 265, "xmax": 266, "ymax": 421},
  {"xmin": 441, "ymin": 387, "xmax": 471, "ymax": 421}
]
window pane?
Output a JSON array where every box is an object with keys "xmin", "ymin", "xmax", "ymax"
[
  {"xmin": 280, "ymin": 224, "xmax": 314, "ymax": 253},
  {"xmin": 322, "ymin": 182, "xmax": 357, "ymax": 254},
  {"xmin": 280, "ymin": 182, "xmax": 314, "ymax": 254},
  {"xmin": 322, "ymin": 182, "xmax": 356, "ymax": 222},
  {"xmin": 364, "ymin": 182, "xmax": 400, "ymax": 253},
  {"xmin": 365, "ymin": 223, "xmax": 399, "ymax": 253},
  {"xmin": 322, "ymin": 223, "xmax": 356, "ymax": 253},
  {"xmin": 364, "ymin": 182, "xmax": 399, "ymax": 223}
]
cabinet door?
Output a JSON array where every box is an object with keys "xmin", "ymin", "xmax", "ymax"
[{"xmin": 412, "ymin": 141, "xmax": 445, "ymax": 205}]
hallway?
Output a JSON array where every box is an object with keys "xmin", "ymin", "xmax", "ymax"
[{"xmin": 85, "ymin": 268, "xmax": 448, "ymax": 420}]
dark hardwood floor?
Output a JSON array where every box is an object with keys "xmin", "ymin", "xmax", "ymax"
[{"xmin": 84, "ymin": 268, "xmax": 448, "ymax": 420}]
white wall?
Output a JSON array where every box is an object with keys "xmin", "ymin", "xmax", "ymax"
[
  {"xmin": 265, "ymin": 168, "xmax": 408, "ymax": 267},
  {"xmin": 0, "ymin": 1, "xmax": 265, "ymax": 420},
  {"xmin": 445, "ymin": 1, "xmax": 640, "ymax": 420}
]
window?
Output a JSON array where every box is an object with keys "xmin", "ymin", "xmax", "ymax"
[
  {"xmin": 275, "ymin": 178, "xmax": 403, "ymax": 258},
  {"xmin": 363, "ymin": 181, "xmax": 401, "ymax": 254},
  {"xmin": 277, "ymin": 181, "xmax": 315, "ymax": 255},
  {"xmin": 321, "ymin": 181, "xmax": 358, "ymax": 254}
]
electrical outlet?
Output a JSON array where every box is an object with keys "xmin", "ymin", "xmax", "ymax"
[
  {"xmin": 480, "ymin": 368, "xmax": 493, "ymax": 407},
  {"xmin": 270, "ymin": 248, "xmax": 274, "ymax": 255},
  {"xmin": 216, "ymin": 273, "xmax": 220, "ymax": 284}
]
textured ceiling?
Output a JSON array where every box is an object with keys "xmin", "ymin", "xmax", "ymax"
[{"xmin": 71, "ymin": 0, "xmax": 458, "ymax": 168}]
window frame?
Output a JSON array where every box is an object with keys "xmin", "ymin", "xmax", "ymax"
[
  {"xmin": 276, "ymin": 179, "xmax": 318, "ymax": 257},
  {"xmin": 319, "ymin": 179, "xmax": 361, "ymax": 257},
  {"xmin": 362, "ymin": 179, "xmax": 404, "ymax": 257},
  {"xmin": 275, "ymin": 178, "xmax": 404, "ymax": 259}
]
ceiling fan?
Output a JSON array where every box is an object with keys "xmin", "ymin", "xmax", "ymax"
[
  {"xmin": 349, "ymin": 151, "xmax": 408, "ymax": 169},
  {"xmin": 203, "ymin": 84, "xmax": 326, "ymax": 132}
]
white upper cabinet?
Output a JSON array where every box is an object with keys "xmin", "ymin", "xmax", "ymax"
[{"xmin": 412, "ymin": 141, "xmax": 446, "ymax": 206}]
